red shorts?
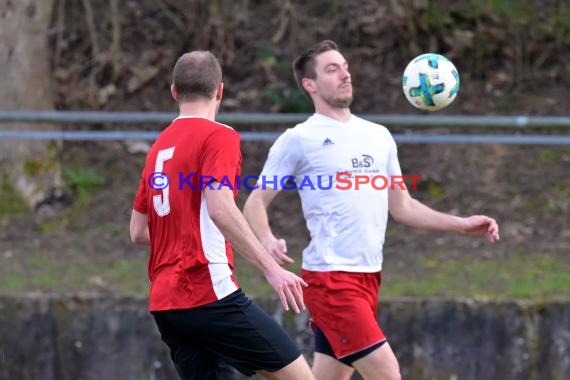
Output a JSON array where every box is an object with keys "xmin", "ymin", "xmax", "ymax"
[{"xmin": 301, "ymin": 269, "xmax": 386, "ymax": 359}]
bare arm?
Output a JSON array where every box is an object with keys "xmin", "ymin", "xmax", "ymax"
[
  {"xmin": 243, "ymin": 188, "xmax": 294, "ymax": 265},
  {"xmin": 130, "ymin": 210, "xmax": 150, "ymax": 245},
  {"xmin": 388, "ymin": 187, "xmax": 500, "ymax": 242},
  {"xmin": 205, "ymin": 183, "xmax": 306, "ymax": 312}
]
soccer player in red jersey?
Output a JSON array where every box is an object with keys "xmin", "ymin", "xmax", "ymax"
[{"xmin": 130, "ymin": 51, "xmax": 315, "ymax": 380}]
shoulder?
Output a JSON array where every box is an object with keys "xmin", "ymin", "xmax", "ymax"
[
  {"xmin": 293, "ymin": 114, "xmax": 328, "ymax": 131},
  {"xmin": 196, "ymin": 121, "xmax": 241, "ymax": 155},
  {"xmin": 274, "ymin": 125, "xmax": 302, "ymax": 146},
  {"xmin": 265, "ymin": 126, "xmax": 304, "ymax": 163},
  {"xmin": 211, "ymin": 119, "xmax": 236, "ymax": 132},
  {"xmin": 352, "ymin": 115, "xmax": 391, "ymax": 134},
  {"xmin": 353, "ymin": 115, "xmax": 395, "ymax": 141},
  {"xmin": 178, "ymin": 117, "xmax": 238, "ymax": 133},
  {"xmin": 208, "ymin": 120, "xmax": 240, "ymax": 140},
  {"xmin": 282, "ymin": 115, "xmax": 325, "ymax": 141},
  {"xmin": 202, "ymin": 118, "xmax": 237, "ymax": 133}
]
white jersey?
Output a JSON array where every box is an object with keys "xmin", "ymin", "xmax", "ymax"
[{"xmin": 259, "ymin": 113, "xmax": 402, "ymax": 272}]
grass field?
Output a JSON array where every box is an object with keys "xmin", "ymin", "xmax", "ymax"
[{"xmin": 2, "ymin": 244, "xmax": 569, "ymax": 301}]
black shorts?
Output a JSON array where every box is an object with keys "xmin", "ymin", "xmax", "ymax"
[
  {"xmin": 152, "ymin": 289, "xmax": 301, "ymax": 379},
  {"xmin": 313, "ymin": 326, "xmax": 386, "ymax": 366}
]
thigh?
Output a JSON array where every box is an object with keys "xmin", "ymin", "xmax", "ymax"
[
  {"xmin": 169, "ymin": 342, "xmax": 237, "ymax": 380},
  {"xmin": 352, "ymin": 342, "xmax": 401, "ymax": 380},
  {"xmin": 302, "ymin": 270, "xmax": 385, "ymax": 360},
  {"xmin": 156, "ymin": 290, "xmax": 301, "ymax": 377},
  {"xmin": 257, "ymin": 355, "xmax": 315, "ymax": 380},
  {"xmin": 205, "ymin": 294, "xmax": 301, "ymax": 376},
  {"xmin": 311, "ymin": 353, "xmax": 354, "ymax": 380},
  {"xmin": 153, "ymin": 312, "xmax": 236, "ymax": 380}
]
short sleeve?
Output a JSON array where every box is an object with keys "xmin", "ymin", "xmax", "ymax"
[
  {"xmin": 133, "ymin": 171, "xmax": 148, "ymax": 213},
  {"xmin": 201, "ymin": 127, "xmax": 242, "ymax": 187},
  {"xmin": 259, "ymin": 128, "xmax": 303, "ymax": 190},
  {"xmin": 386, "ymin": 134, "xmax": 403, "ymax": 177}
]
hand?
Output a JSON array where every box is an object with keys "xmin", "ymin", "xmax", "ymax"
[
  {"xmin": 264, "ymin": 266, "xmax": 308, "ymax": 313},
  {"xmin": 261, "ymin": 235, "xmax": 294, "ymax": 266},
  {"xmin": 459, "ymin": 215, "xmax": 500, "ymax": 242}
]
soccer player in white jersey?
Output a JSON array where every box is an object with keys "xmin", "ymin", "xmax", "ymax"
[{"xmin": 243, "ymin": 40, "xmax": 500, "ymax": 380}]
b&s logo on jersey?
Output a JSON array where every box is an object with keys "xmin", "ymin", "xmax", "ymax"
[{"xmin": 351, "ymin": 154, "xmax": 374, "ymax": 169}]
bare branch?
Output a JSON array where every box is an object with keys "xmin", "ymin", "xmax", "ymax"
[
  {"xmin": 156, "ymin": 0, "xmax": 185, "ymax": 32},
  {"xmin": 109, "ymin": 0, "xmax": 121, "ymax": 80},
  {"xmin": 54, "ymin": 0, "xmax": 66, "ymax": 69},
  {"xmin": 80, "ymin": 0, "xmax": 99, "ymax": 57}
]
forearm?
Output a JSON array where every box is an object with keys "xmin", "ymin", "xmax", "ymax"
[
  {"xmin": 243, "ymin": 195, "xmax": 276, "ymax": 244},
  {"xmin": 211, "ymin": 202, "xmax": 279, "ymax": 274},
  {"xmin": 392, "ymin": 197, "xmax": 464, "ymax": 233}
]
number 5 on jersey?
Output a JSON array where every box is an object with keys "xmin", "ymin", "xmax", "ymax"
[{"xmin": 153, "ymin": 147, "xmax": 175, "ymax": 217}]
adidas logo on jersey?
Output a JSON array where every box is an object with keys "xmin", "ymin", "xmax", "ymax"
[{"xmin": 322, "ymin": 138, "xmax": 335, "ymax": 147}]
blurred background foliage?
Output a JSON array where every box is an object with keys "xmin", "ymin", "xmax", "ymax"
[{"xmin": 0, "ymin": 0, "xmax": 568, "ymax": 299}]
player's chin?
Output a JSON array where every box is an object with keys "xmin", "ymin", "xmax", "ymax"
[{"xmin": 336, "ymin": 95, "xmax": 353, "ymax": 107}]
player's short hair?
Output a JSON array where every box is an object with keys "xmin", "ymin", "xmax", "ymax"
[
  {"xmin": 172, "ymin": 51, "xmax": 222, "ymax": 102},
  {"xmin": 292, "ymin": 40, "xmax": 339, "ymax": 96}
]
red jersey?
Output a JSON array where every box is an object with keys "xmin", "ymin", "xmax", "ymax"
[{"xmin": 133, "ymin": 117, "xmax": 241, "ymax": 311}]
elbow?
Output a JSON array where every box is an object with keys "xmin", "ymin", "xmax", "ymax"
[
  {"xmin": 207, "ymin": 207, "xmax": 222, "ymax": 224},
  {"xmin": 204, "ymin": 188, "xmax": 235, "ymax": 226},
  {"xmin": 130, "ymin": 227, "xmax": 147, "ymax": 244},
  {"xmin": 207, "ymin": 201, "xmax": 226, "ymax": 225},
  {"xmin": 129, "ymin": 210, "xmax": 149, "ymax": 244},
  {"xmin": 130, "ymin": 231, "xmax": 142, "ymax": 244},
  {"xmin": 389, "ymin": 209, "xmax": 403, "ymax": 223},
  {"xmin": 388, "ymin": 191, "xmax": 414, "ymax": 224},
  {"xmin": 129, "ymin": 227, "xmax": 137, "ymax": 243},
  {"xmin": 389, "ymin": 202, "xmax": 411, "ymax": 224},
  {"xmin": 132, "ymin": 234, "xmax": 149, "ymax": 245}
]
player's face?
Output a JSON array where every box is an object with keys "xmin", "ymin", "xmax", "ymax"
[{"xmin": 312, "ymin": 50, "xmax": 353, "ymax": 108}]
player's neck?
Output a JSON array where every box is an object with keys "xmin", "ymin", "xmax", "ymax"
[
  {"xmin": 314, "ymin": 104, "xmax": 352, "ymax": 123},
  {"xmin": 178, "ymin": 101, "xmax": 217, "ymax": 121}
]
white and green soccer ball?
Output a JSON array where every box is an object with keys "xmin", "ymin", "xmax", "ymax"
[{"xmin": 402, "ymin": 53, "xmax": 460, "ymax": 111}]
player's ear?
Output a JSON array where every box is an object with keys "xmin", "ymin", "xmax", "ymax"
[
  {"xmin": 215, "ymin": 82, "xmax": 223, "ymax": 101},
  {"xmin": 170, "ymin": 84, "xmax": 178, "ymax": 102},
  {"xmin": 302, "ymin": 78, "xmax": 316, "ymax": 94}
]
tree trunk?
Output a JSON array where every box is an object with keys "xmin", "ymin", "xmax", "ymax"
[{"xmin": 0, "ymin": 0, "xmax": 66, "ymax": 214}]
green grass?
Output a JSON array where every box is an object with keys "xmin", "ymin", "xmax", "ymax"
[
  {"xmin": 63, "ymin": 168, "xmax": 105, "ymax": 204},
  {"xmin": 2, "ymin": 250, "xmax": 568, "ymax": 301},
  {"xmin": 537, "ymin": 149, "xmax": 563, "ymax": 163},
  {"xmin": 381, "ymin": 253, "xmax": 570, "ymax": 300},
  {"xmin": 0, "ymin": 176, "xmax": 28, "ymax": 214},
  {"xmin": 232, "ymin": 253, "xmax": 570, "ymax": 301},
  {"xmin": 0, "ymin": 252, "xmax": 148, "ymax": 295}
]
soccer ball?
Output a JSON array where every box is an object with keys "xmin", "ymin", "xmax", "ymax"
[{"xmin": 402, "ymin": 53, "xmax": 460, "ymax": 111}]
